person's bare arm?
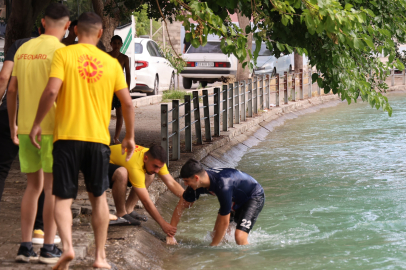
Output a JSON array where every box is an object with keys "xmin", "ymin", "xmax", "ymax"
[
  {"xmin": 0, "ymin": 61, "xmax": 14, "ymax": 102},
  {"xmin": 29, "ymin": 77, "xmax": 62, "ymax": 148},
  {"xmin": 210, "ymin": 213, "xmax": 230, "ymax": 246},
  {"xmin": 7, "ymin": 76, "xmax": 18, "ymax": 145},
  {"xmin": 135, "ymin": 187, "xmax": 176, "ymax": 237},
  {"xmin": 166, "ymin": 197, "xmax": 193, "ymax": 245},
  {"xmin": 124, "ymin": 56, "xmax": 131, "ymax": 89},
  {"xmin": 115, "ymin": 88, "xmax": 135, "ymax": 161},
  {"xmin": 159, "ymin": 174, "xmax": 184, "ymax": 198}
]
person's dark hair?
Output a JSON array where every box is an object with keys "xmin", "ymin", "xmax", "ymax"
[
  {"xmin": 111, "ymin": 35, "xmax": 123, "ymax": 44},
  {"xmin": 146, "ymin": 144, "xmax": 167, "ymax": 164},
  {"xmin": 44, "ymin": 3, "xmax": 70, "ymax": 20},
  {"xmin": 39, "ymin": 23, "xmax": 45, "ymax": 35},
  {"xmin": 77, "ymin": 12, "xmax": 102, "ymax": 34},
  {"xmin": 180, "ymin": 159, "xmax": 205, "ymax": 178},
  {"xmin": 70, "ymin": 20, "xmax": 78, "ymax": 28}
]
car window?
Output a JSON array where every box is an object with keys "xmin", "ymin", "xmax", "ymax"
[
  {"xmin": 187, "ymin": 42, "xmax": 223, "ymax": 53},
  {"xmin": 252, "ymin": 43, "xmax": 272, "ymax": 56},
  {"xmin": 147, "ymin": 42, "xmax": 157, "ymax": 57},
  {"xmin": 151, "ymin": 42, "xmax": 164, "ymax": 57},
  {"xmin": 135, "ymin": 43, "xmax": 143, "ymax": 54}
]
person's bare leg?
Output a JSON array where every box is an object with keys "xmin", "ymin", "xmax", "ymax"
[
  {"xmin": 125, "ymin": 174, "xmax": 154, "ymax": 213},
  {"xmin": 43, "ymin": 172, "xmax": 57, "ymax": 245},
  {"xmin": 113, "ymin": 107, "xmax": 123, "ymax": 144},
  {"xmin": 235, "ymin": 229, "xmax": 249, "ymax": 245},
  {"xmin": 111, "ymin": 167, "xmax": 128, "ymax": 217},
  {"xmin": 88, "ymin": 192, "xmax": 110, "ymax": 269},
  {"xmin": 52, "ymin": 197, "xmax": 74, "ymax": 270},
  {"xmin": 21, "ymin": 170, "xmax": 43, "ymax": 242}
]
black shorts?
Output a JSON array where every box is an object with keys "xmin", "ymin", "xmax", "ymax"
[
  {"xmin": 230, "ymin": 194, "xmax": 265, "ymax": 233},
  {"xmin": 111, "ymin": 94, "xmax": 121, "ymax": 110},
  {"xmin": 108, "ymin": 163, "xmax": 132, "ymax": 189},
  {"xmin": 53, "ymin": 140, "xmax": 111, "ymax": 199}
]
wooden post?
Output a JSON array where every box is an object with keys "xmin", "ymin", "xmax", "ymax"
[
  {"xmin": 192, "ymin": 91, "xmax": 202, "ymax": 144},
  {"xmin": 171, "ymin": 100, "xmax": 180, "ymax": 160},
  {"xmin": 202, "ymin": 90, "xmax": 211, "ymax": 142},
  {"xmin": 222, "ymin": 84, "xmax": 228, "ymax": 131},
  {"xmin": 184, "ymin": 95, "xmax": 192, "ymax": 152},
  {"xmin": 284, "ymin": 71, "xmax": 288, "ymax": 104},
  {"xmin": 275, "ymin": 74, "xmax": 280, "ymax": 107}
]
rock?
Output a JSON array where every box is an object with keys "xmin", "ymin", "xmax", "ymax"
[{"xmin": 81, "ymin": 206, "xmax": 92, "ymax": 215}]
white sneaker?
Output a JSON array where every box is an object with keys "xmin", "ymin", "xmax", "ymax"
[{"xmin": 32, "ymin": 229, "xmax": 61, "ymax": 244}]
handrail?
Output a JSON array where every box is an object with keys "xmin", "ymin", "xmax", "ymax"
[{"xmin": 161, "ymin": 67, "xmax": 403, "ymax": 166}]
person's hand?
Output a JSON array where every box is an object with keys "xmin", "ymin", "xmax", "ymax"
[
  {"xmin": 166, "ymin": 236, "xmax": 178, "ymax": 245},
  {"xmin": 121, "ymin": 137, "xmax": 135, "ymax": 161},
  {"xmin": 10, "ymin": 124, "xmax": 19, "ymax": 145},
  {"xmin": 161, "ymin": 222, "xmax": 177, "ymax": 237},
  {"xmin": 29, "ymin": 124, "xmax": 42, "ymax": 149}
]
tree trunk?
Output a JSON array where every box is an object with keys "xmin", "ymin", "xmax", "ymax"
[
  {"xmin": 294, "ymin": 51, "xmax": 303, "ymax": 73},
  {"xmin": 5, "ymin": 0, "xmax": 52, "ymax": 54},
  {"xmin": 236, "ymin": 11, "xmax": 252, "ymax": 82},
  {"xmin": 92, "ymin": 0, "xmax": 120, "ymax": 52}
]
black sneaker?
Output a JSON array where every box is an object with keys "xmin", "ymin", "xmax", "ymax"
[
  {"xmin": 15, "ymin": 245, "xmax": 39, "ymax": 263},
  {"xmin": 39, "ymin": 245, "xmax": 62, "ymax": 264}
]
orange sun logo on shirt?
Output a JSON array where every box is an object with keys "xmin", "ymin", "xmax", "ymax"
[{"xmin": 78, "ymin": 54, "xmax": 103, "ymax": 83}]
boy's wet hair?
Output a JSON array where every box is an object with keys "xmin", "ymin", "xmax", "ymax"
[
  {"xmin": 111, "ymin": 35, "xmax": 123, "ymax": 44},
  {"xmin": 44, "ymin": 3, "xmax": 70, "ymax": 20},
  {"xmin": 146, "ymin": 144, "xmax": 167, "ymax": 164},
  {"xmin": 77, "ymin": 12, "xmax": 102, "ymax": 35},
  {"xmin": 180, "ymin": 159, "xmax": 205, "ymax": 179}
]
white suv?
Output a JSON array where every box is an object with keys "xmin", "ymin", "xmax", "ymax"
[{"xmin": 133, "ymin": 37, "xmax": 175, "ymax": 95}]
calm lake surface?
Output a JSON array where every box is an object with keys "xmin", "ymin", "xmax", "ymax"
[{"xmin": 162, "ymin": 93, "xmax": 406, "ymax": 269}]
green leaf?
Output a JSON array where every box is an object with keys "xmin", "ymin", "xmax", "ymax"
[
  {"xmin": 191, "ymin": 38, "xmax": 200, "ymax": 48},
  {"xmin": 276, "ymin": 42, "xmax": 285, "ymax": 51},
  {"xmin": 345, "ymin": 3, "xmax": 353, "ymax": 11},
  {"xmin": 312, "ymin": 73, "xmax": 318, "ymax": 83},
  {"xmin": 396, "ymin": 59, "xmax": 405, "ymax": 71}
]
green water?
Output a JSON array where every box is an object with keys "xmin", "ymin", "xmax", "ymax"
[{"xmin": 163, "ymin": 93, "xmax": 406, "ymax": 270}]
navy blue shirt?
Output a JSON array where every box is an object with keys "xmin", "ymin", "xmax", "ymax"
[
  {"xmin": 0, "ymin": 38, "xmax": 31, "ymax": 111},
  {"xmin": 182, "ymin": 168, "xmax": 264, "ymax": 216}
]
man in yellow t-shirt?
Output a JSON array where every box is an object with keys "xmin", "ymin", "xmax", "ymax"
[
  {"xmin": 29, "ymin": 12, "xmax": 135, "ymax": 270},
  {"xmin": 108, "ymin": 144, "xmax": 184, "ymax": 235},
  {"xmin": 7, "ymin": 3, "xmax": 69, "ymax": 264}
]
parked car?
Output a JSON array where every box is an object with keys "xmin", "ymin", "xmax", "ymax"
[
  {"xmin": 252, "ymin": 43, "xmax": 293, "ymax": 76},
  {"xmin": 133, "ymin": 37, "xmax": 175, "ymax": 95},
  {"xmin": 181, "ymin": 41, "xmax": 237, "ymax": 89}
]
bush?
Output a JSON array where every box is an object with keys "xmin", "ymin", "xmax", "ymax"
[{"xmin": 162, "ymin": 90, "xmax": 192, "ymax": 102}]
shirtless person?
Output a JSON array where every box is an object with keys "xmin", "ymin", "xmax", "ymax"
[
  {"xmin": 108, "ymin": 35, "xmax": 131, "ymax": 144},
  {"xmin": 167, "ymin": 159, "xmax": 265, "ymax": 246}
]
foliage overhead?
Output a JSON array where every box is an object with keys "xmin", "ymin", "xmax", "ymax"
[{"xmin": 106, "ymin": 0, "xmax": 406, "ymax": 116}]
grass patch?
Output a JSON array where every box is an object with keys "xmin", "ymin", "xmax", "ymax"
[{"xmin": 162, "ymin": 89, "xmax": 193, "ymax": 102}]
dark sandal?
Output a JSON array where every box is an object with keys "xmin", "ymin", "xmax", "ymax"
[
  {"xmin": 121, "ymin": 214, "xmax": 141, "ymax": 225},
  {"xmin": 129, "ymin": 211, "xmax": 148, "ymax": 221},
  {"xmin": 109, "ymin": 217, "xmax": 131, "ymax": 226}
]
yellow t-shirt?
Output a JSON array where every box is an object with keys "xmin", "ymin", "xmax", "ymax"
[
  {"xmin": 12, "ymin": 35, "xmax": 65, "ymax": 134},
  {"xmin": 109, "ymin": 144, "xmax": 170, "ymax": 188},
  {"xmin": 49, "ymin": 43, "xmax": 127, "ymax": 145}
]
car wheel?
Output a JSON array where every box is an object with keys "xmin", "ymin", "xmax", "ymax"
[
  {"xmin": 147, "ymin": 75, "xmax": 159, "ymax": 96},
  {"xmin": 183, "ymin": 77, "xmax": 192, "ymax": 89},
  {"xmin": 169, "ymin": 73, "xmax": 175, "ymax": 91},
  {"xmin": 289, "ymin": 65, "xmax": 293, "ymax": 73},
  {"xmin": 200, "ymin": 81, "xmax": 208, "ymax": 88}
]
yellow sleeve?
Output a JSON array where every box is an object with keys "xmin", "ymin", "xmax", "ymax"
[
  {"xmin": 158, "ymin": 164, "xmax": 169, "ymax": 176},
  {"xmin": 114, "ymin": 60, "xmax": 128, "ymax": 92},
  {"xmin": 128, "ymin": 168, "xmax": 146, "ymax": 188},
  {"xmin": 49, "ymin": 49, "xmax": 65, "ymax": 81}
]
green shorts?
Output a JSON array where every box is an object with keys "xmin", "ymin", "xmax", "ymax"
[{"xmin": 18, "ymin": 134, "xmax": 53, "ymax": 173}]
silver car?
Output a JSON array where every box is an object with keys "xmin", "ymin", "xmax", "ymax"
[
  {"xmin": 252, "ymin": 43, "xmax": 293, "ymax": 76},
  {"xmin": 181, "ymin": 41, "xmax": 237, "ymax": 89}
]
